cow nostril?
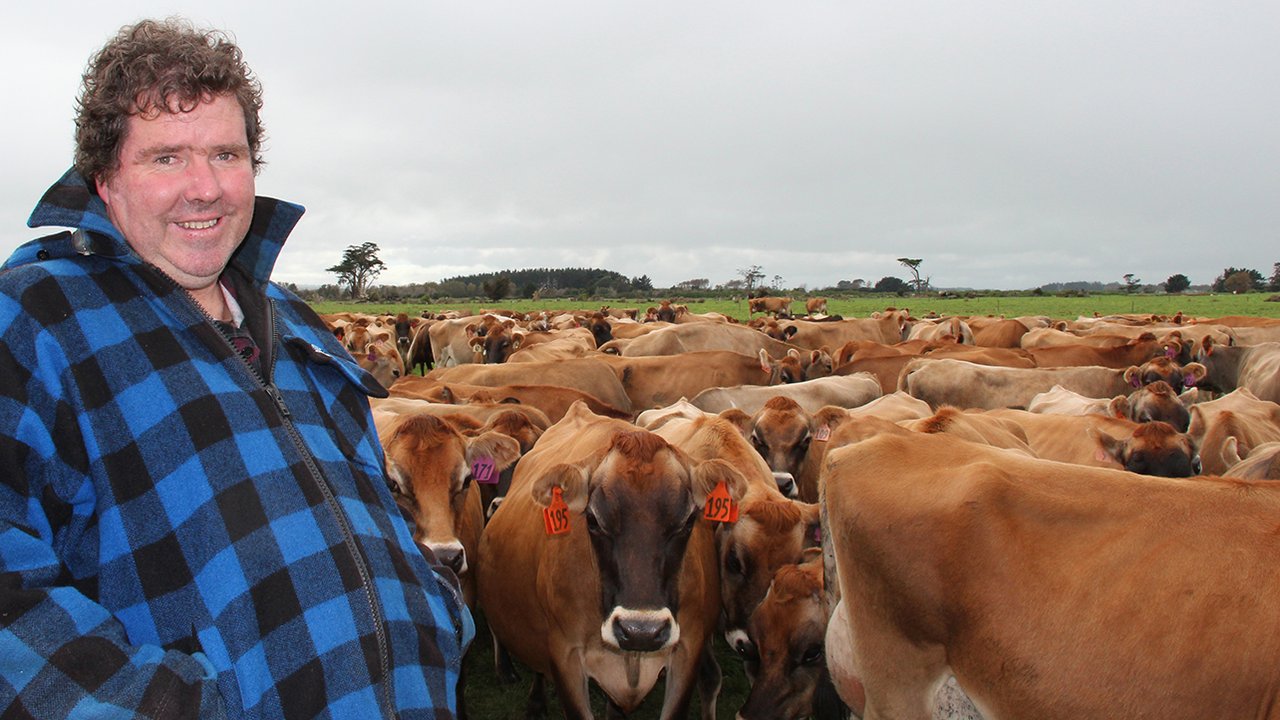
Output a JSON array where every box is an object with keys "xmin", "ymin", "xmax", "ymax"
[
  {"xmin": 430, "ymin": 545, "xmax": 468, "ymax": 575},
  {"xmin": 612, "ymin": 616, "xmax": 672, "ymax": 652}
]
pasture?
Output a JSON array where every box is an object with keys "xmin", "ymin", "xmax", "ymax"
[{"xmin": 310, "ymin": 290, "xmax": 1280, "ymax": 324}]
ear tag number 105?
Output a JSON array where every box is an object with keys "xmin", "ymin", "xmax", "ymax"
[{"xmin": 543, "ymin": 486, "xmax": 571, "ymax": 535}]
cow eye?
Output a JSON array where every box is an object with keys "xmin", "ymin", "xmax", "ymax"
[
  {"xmin": 725, "ymin": 549, "xmax": 744, "ymax": 576},
  {"xmin": 1192, "ymin": 455, "xmax": 1202, "ymax": 474},
  {"xmin": 585, "ymin": 510, "xmax": 604, "ymax": 535},
  {"xmin": 679, "ymin": 508, "xmax": 698, "ymax": 536},
  {"xmin": 751, "ymin": 434, "xmax": 767, "ymax": 451},
  {"xmin": 800, "ymin": 644, "xmax": 824, "ymax": 666}
]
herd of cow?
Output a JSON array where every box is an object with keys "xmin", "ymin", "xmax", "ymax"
[{"xmin": 322, "ymin": 301, "xmax": 1280, "ymax": 720}]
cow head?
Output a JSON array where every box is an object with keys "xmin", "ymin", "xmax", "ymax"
[
  {"xmin": 1093, "ymin": 421, "xmax": 1201, "ymax": 478},
  {"xmin": 381, "ymin": 414, "xmax": 521, "ymax": 576},
  {"xmin": 738, "ymin": 551, "xmax": 833, "ymax": 720},
  {"xmin": 588, "ymin": 312, "xmax": 613, "ymax": 347},
  {"xmin": 803, "ymin": 348, "xmax": 834, "ymax": 380},
  {"xmin": 747, "ymin": 396, "xmax": 816, "ymax": 497},
  {"xmin": 1126, "ymin": 380, "xmax": 1192, "ymax": 431},
  {"xmin": 759, "ymin": 348, "xmax": 805, "ymax": 385},
  {"xmin": 359, "ymin": 342, "xmax": 405, "ymax": 389},
  {"xmin": 717, "ymin": 496, "xmax": 821, "ymax": 664},
  {"xmin": 1124, "ymin": 357, "xmax": 1206, "ymax": 393},
  {"xmin": 531, "ymin": 431, "xmax": 747, "ymax": 653},
  {"xmin": 471, "ymin": 320, "xmax": 522, "ymax": 364}
]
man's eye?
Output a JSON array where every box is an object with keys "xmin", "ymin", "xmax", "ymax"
[{"xmin": 155, "ymin": 155, "xmax": 177, "ymax": 165}]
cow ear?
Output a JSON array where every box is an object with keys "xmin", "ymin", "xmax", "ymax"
[
  {"xmin": 466, "ymin": 431, "xmax": 522, "ymax": 473},
  {"xmin": 1123, "ymin": 366, "xmax": 1142, "ymax": 388},
  {"xmin": 784, "ymin": 325, "xmax": 799, "ymax": 339},
  {"xmin": 470, "ymin": 341, "xmax": 484, "ymax": 354},
  {"xmin": 1182, "ymin": 362, "xmax": 1207, "ymax": 386},
  {"xmin": 758, "ymin": 348, "xmax": 773, "ymax": 374},
  {"xmin": 1223, "ymin": 436, "xmax": 1243, "ymax": 467},
  {"xmin": 532, "ymin": 463, "xmax": 590, "ymax": 513},
  {"xmin": 1088, "ymin": 427, "xmax": 1126, "ymax": 465},
  {"xmin": 692, "ymin": 458, "xmax": 748, "ymax": 506},
  {"xmin": 510, "ymin": 331, "xmax": 525, "ymax": 350},
  {"xmin": 787, "ymin": 348, "xmax": 801, "ymax": 360},
  {"xmin": 1107, "ymin": 395, "xmax": 1130, "ymax": 420},
  {"xmin": 717, "ymin": 409, "xmax": 753, "ymax": 439}
]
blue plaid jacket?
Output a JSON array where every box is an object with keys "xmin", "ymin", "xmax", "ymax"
[{"xmin": 0, "ymin": 170, "xmax": 472, "ymax": 718}]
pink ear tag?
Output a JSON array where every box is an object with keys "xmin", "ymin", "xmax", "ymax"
[
  {"xmin": 1130, "ymin": 376, "xmax": 1141, "ymax": 388},
  {"xmin": 1165, "ymin": 347, "xmax": 1178, "ymax": 359},
  {"xmin": 472, "ymin": 456, "xmax": 498, "ymax": 484},
  {"xmin": 1183, "ymin": 374, "xmax": 1196, "ymax": 388},
  {"xmin": 814, "ymin": 424, "xmax": 831, "ymax": 442}
]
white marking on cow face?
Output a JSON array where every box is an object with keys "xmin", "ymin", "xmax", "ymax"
[
  {"xmin": 601, "ymin": 606, "xmax": 680, "ymax": 653},
  {"xmin": 725, "ymin": 628, "xmax": 753, "ymax": 656}
]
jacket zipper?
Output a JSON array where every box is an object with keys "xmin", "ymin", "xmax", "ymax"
[{"xmin": 155, "ymin": 268, "xmax": 398, "ymax": 718}]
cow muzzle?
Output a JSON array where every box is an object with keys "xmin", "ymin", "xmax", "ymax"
[
  {"xmin": 772, "ymin": 471, "xmax": 798, "ymax": 498},
  {"xmin": 602, "ymin": 607, "xmax": 680, "ymax": 653},
  {"xmin": 425, "ymin": 540, "xmax": 468, "ymax": 576}
]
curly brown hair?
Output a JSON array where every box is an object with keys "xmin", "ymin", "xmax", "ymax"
[{"xmin": 75, "ymin": 17, "xmax": 265, "ymax": 185}]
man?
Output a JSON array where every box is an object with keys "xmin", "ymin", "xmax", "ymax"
[{"xmin": 0, "ymin": 19, "xmax": 471, "ymax": 718}]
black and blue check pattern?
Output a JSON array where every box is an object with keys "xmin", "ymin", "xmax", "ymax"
[{"xmin": 0, "ymin": 170, "xmax": 470, "ymax": 718}]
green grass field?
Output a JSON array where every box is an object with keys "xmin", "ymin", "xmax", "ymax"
[{"xmin": 310, "ymin": 291, "xmax": 1280, "ymax": 323}]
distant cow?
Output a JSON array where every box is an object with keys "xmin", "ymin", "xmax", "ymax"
[{"xmin": 749, "ymin": 295, "xmax": 795, "ymax": 318}]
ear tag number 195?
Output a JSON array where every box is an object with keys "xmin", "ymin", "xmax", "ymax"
[
  {"xmin": 703, "ymin": 480, "xmax": 738, "ymax": 523},
  {"xmin": 543, "ymin": 486, "xmax": 571, "ymax": 535}
]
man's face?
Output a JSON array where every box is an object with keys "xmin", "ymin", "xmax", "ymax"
[{"xmin": 96, "ymin": 93, "xmax": 255, "ymax": 293}]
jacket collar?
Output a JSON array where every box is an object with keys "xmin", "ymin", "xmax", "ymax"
[{"xmin": 16, "ymin": 168, "xmax": 305, "ymax": 285}]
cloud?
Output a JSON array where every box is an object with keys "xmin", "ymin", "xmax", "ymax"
[{"xmin": 4, "ymin": 1, "xmax": 1278, "ymax": 292}]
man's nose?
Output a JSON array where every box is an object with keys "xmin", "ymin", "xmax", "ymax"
[{"xmin": 183, "ymin": 158, "xmax": 224, "ymax": 203}]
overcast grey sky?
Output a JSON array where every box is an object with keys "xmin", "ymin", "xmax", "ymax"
[{"xmin": 4, "ymin": 1, "xmax": 1277, "ymax": 291}]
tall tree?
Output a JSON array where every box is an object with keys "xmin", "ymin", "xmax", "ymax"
[
  {"xmin": 874, "ymin": 276, "xmax": 911, "ymax": 294},
  {"xmin": 737, "ymin": 265, "xmax": 765, "ymax": 294},
  {"xmin": 1270, "ymin": 262, "xmax": 1280, "ymax": 292},
  {"xmin": 482, "ymin": 276, "xmax": 513, "ymax": 302},
  {"xmin": 1212, "ymin": 267, "xmax": 1264, "ymax": 293},
  {"xmin": 1163, "ymin": 273, "xmax": 1190, "ymax": 294},
  {"xmin": 1122, "ymin": 273, "xmax": 1142, "ymax": 293},
  {"xmin": 897, "ymin": 258, "xmax": 926, "ymax": 291},
  {"xmin": 326, "ymin": 242, "xmax": 385, "ymax": 299}
]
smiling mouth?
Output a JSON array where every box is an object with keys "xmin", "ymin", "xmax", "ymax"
[{"xmin": 176, "ymin": 219, "xmax": 219, "ymax": 230}]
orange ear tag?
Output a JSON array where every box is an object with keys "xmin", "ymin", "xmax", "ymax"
[
  {"xmin": 814, "ymin": 424, "xmax": 831, "ymax": 442},
  {"xmin": 473, "ymin": 456, "xmax": 498, "ymax": 485},
  {"xmin": 543, "ymin": 486, "xmax": 572, "ymax": 535},
  {"xmin": 703, "ymin": 480, "xmax": 739, "ymax": 523}
]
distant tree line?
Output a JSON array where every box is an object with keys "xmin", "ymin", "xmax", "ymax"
[{"xmin": 309, "ymin": 244, "xmax": 1280, "ymax": 302}]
